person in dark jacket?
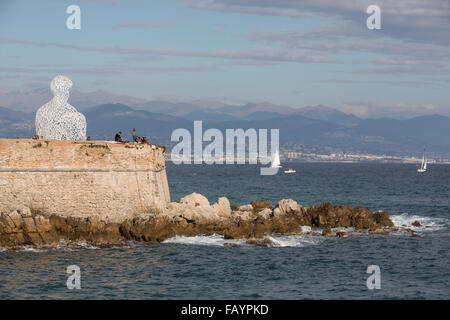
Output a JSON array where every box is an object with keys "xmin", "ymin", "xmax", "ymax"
[{"xmin": 115, "ymin": 131, "xmax": 123, "ymax": 142}]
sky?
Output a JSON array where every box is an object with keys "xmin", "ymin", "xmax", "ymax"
[{"xmin": 0, "ymin": 0, "xmax": 449, "ymax": 117}]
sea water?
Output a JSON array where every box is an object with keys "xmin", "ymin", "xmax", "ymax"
[{"xmin": 0, "ymin": 163, "xmax": 449, "ymax": 299}]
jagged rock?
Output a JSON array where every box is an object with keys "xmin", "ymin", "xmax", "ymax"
[
  {"xmin": 277, "ymin": 199, "xmax": 301, "ymax": 215},
  {"xmin": 22, "ymin": 217, "xmax": 38, "ymax": 233},
  {"xmin": 8, "ymin": 210, "xmax": 23, "ymax": 228},
  {"xmin": 164, "ymin": 199, "xmax": 219, "ymax": 223},
  {"xmin": 322, "ymin": 227, "xmax": 333, "ymax": 237},
  {"xmin": 374, "ymin": 211, "xmax": 394, "ymax": 227},
  {"xmin": 18, "ymin": 207, "xmax": 32, "ymax": 218},
  {"xmin": 336, "ymin": 231, "xmax": 348, "ymax": 238},
  {"xmin": 213, "ymin": 197, "xmax": 232, "ymax": 218},
  {"xmin": 223, "ymin": 242, "xmax": 240, "ymax": 247},
  {"xmin": 250, "ymin": 200, "xmax": 272, "ymax": 212},
  {"xmin": 234, "ymin": 210, "xmax": 255, "ymax": 221},
  {"xmin": 1, "ymin": 213, "xmax": 15, "ymax": 231},
  {"xmin": 273, "ymin": 207, "xmax": 282, "ymax": 219},
  {"xmin": 239, "ymin": 204, "xmax": 253, "ymax": 211},
  {"xmin": 412, "ymin": 220, "xmax": 421, "ymax": 227},
  {"xmin": 0, "ymin": 196, "xmax": 396, "ymax": 249},
  {"xmin": 246, "ymin": 238, "xmax": 275, "ymax": 247},
  {"xmin": 255, "ymin": 208, "xmax": 272, "ymax": 220},
  {"xmin": 369, "ymin": 228, "xmax": 390, "ymax": 235},
  {"xmin": 180, "ymin": 193, "xmax": 210, "ymax": 207},
  {"xmin": 222, "ymin": 218, "xmax": 273, "ymax": 240}
]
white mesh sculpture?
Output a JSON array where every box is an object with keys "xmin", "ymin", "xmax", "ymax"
[{"xmin": 35, "ymin": 75, "xmax": 87, "ymax": 140}]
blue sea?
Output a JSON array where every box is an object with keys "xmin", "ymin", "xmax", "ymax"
[{"xmin": 0, "ymin": 163, "xmax": 449, "ymax": 299}]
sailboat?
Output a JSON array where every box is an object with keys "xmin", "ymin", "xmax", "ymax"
[
  {"xmin": 271, "ymin": 150, "xmax": 282, "ymax": 168},
  {"xmin": 417, "ymin": 152, "xmax": 427, "ymax": 173}
]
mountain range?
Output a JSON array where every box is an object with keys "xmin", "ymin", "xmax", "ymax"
[{"xmin": 1, "ymin": 101, "xmax": 450, "ymax": 157}]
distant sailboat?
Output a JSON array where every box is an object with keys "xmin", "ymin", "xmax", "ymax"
[
  {"xmin": 271, "ymin": 150, "xmax": 282, "ymax": 168},
  {"xmin": 417, "ymin": 152, "xmax": 427, "ymax": 173}
]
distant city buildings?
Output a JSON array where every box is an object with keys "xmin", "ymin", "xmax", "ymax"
[
  {"xmin": 282, "ymin": 150, "xmax": 447, "ymax": 163},
  {"xmin": 167, "ymin": 149, "xmax": 449, "ymax": 164}
]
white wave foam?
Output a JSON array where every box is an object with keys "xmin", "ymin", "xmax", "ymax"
[
  {"xmin": 163, "ymin": 233, "xmax": 323, "ymax": 248},
  {"xmin": 75, "ymin": 242, "xmax": 100, "ymax": 250},
  {"xmin": 21, "ymin": 247, "xmax": 47, "ymax": 253},
  {"xmin": 301, "ymin": 226, "xmax": 312, "ymax": 233},
  {"xmin": 268, "ymin": 235, "xmax": 324, "ymax": 247},
  {"xmin": 391, "ymin": 213, "xmax": 448, "ymax": 232},
  {"xmin": 162, "ymin": 234, "xmax": 240, "ymax": 247}
]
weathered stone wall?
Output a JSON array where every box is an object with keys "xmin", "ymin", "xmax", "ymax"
[{"xmin": 0, "ymin": 139, "xmax": 170, "ymax": 222}]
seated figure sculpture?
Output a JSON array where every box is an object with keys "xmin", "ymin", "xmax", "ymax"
[{"xmin": 35, "ymin": 76, "xmax": 87, "ymax": 140}]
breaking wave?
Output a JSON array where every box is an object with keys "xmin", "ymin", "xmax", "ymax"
[
  {"xmin": 162, "ymin": 233, "xmax": 323, "ymax": 248},
  {"xmin": 162, "ymin": 234, "xmax": 239, "ymax": 246},
  {"xmin": 267, "ymin": 235, "xmax": 324, "ymax": 247},
  {"xmin": 391, "ymin": 213, "xmax": 448, "ymax": 232}
]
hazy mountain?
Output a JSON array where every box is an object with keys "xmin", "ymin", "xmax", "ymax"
[
  {"xmin": 0, "ymin": 106, "xmax": 34, "ymax": 138},
  {"xmin": 1, "ymin": 103, "xmax": 450, "ymax": 156},
  {"xmin": 0, "ymin": 88, "xmax": 148, "ymax": 113},
  {"xmin": 84, "ymin": 104, "xmax": 190, "ymax": 142},
  {"xmin": 216, "ymin": 102, "xmax": 298, "ymax": 118},
  {"xmin": 353, "ymin": 115, "xmax": 450, "ymax": 152},
  {"xmin": 71, "ymin": 90, "xmax": 148, "ymax": 110},
  {"xmin": 0, "ymin": 88, "xmax": 50, "ymax": 113},
  {"xmin": 182, "ymin": 110, "xmax": 238, "ymax": 122},
  {"xmin": 296, "ymin": 105, "xmax": 361, "ymax": 126},
  {"xmin": 133, "ymin": 101, "xmax": 206, "ymax": 117}
]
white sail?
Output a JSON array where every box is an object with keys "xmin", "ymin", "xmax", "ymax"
[
  {"xmin": 271, "ymin": 150, "xmax": 281, "ymax": 168},
  {"xmin": 417, "ymin": 151, "xmax": 427, "ymax": 172}
]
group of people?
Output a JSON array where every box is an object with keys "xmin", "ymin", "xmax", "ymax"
[
  {"xmin": 31, "ymin": 130, "xmax": 148, "ymax": 144},
  {"xmin": 115, "ymin": 128, "xmax": 149, "ymax": 144}
]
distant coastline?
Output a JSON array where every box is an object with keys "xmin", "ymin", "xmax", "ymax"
[{"xmin": 166, "ymin": 153, "xmax": 450, "ymax": 164}]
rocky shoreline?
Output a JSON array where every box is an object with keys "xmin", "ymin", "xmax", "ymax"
[{"xmin": 0, "ymin": 193, "xmax": 414, "ymax": 249}]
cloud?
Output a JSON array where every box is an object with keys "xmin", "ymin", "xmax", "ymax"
[
  {"xmin": 250, "ymin": 22, "xmax": 450, "ymax": 58},
  {"xmin": 90, "ymin": 79, "xmax": 109, "ymax": 86},
  {"xmin": 248, "ymin": 19, "xmax": 450, "ymax": 76},
  {"xmin": 181, "ymin": 0, "xmax": 450, "ymax": 45},
  {"xmin": 0, "ymin": 65, "xmax": 118, "ymax": 76},
  {"xmin": 79, "ymin": 0, "xmax": 136, "ymax": 6},
  {"xmin": 113, "ymin": 21, "xmax": 169, "ymax": 29},
  {"xmin": 0, "ymin": 36, "xmax": 334, "ymax": 64},
  {"xmin": 335, "ymin": 101, "xmax": 450, "ymax": 118},
  {"xmin": 179, "ymin": 1, "xmax": 450, "ymax": 77}
]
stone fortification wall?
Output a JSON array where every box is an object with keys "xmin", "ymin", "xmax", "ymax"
[{"xmin": 0, "ymin": 139, "xmax": 170, "ymax": 222}]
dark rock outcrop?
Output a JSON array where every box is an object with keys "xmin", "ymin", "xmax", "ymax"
[
  {"xmin": 412, "ymin": 220, "xmax": 421, "ymax": 227},
  {"xmin": 0, "ymin": 194, "xmax": 397, "ymax": 249},
  {"xmin": 0, "ymin": 208, "xmax": 122, "ymax": 248}
]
